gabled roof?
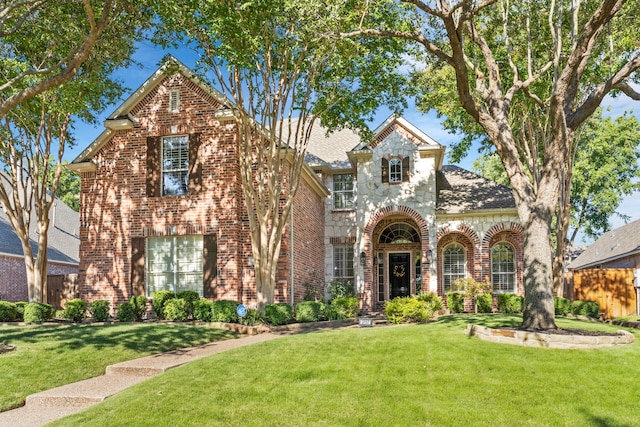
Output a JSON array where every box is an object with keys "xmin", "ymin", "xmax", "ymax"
[
  {"xmin": 304, "ymin": 122, "xmax": 362, "ymax": 169},
  {"xmin": 69, "ymin": 56, "xmax": 230, "ymax": 170},
  {"xmin": 568, "ymin": 219, "xmax": 640, "ymax": 270},
  {"xmin": 0, "ymin": 174, "xmax": 79, "ymax": 264},
  {"xmin": 436, "ymin": 165, "xmax": 516, "ymax": 214}
]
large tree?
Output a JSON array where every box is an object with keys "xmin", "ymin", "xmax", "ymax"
[
  {"xmin": 0, "ymin": 0, "xmax": 150, "ymax": 302},
  {"xmin": 155, "ymin": 0, "xmax": 409, "ymax": 310},
  {"xmin": 345, "ymin": 0, "xmax": 640, "ymax": 329}
]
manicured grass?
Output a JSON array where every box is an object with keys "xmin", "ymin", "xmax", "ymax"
[
  {"xmin": 0, "ymin": 323, "xmax": 239, "ymax": 411},
  {"xmin": 51, "ymin": 315, "xmax": 640, "ymax": 427}
]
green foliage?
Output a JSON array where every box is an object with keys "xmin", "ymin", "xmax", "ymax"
[
  {"xmin": 446, "ymin": 293, "xmax": 465, "ymax": 314},
  {"xmin": 476, "ymin": 294, "xmax": 493, "ymax": 313},
  {"xmin": 152, "ymin": 291, "xmax": 176, "ymax": 320},
  {"xmin": 570, "ymin": 300, "xmax": 600, "ymax": 319},
  {"xmin": 415, "ymin": 291, "xmax": 444, "ymax": 311},
  {"xmin": 15, "ymin": 302, "xmax": 27, "ymax": 321},
  {"xmin": 23, "ymin": 303, "xmax": 53, "ymax": 323},
  {"xmin": 163, "ymin": 299, "xmax": 188, "ymax": 322},
  {"xmin": 194, "ymin": 299, "xmax": 214, "ymax": 322},
  {"xmin": 264, "ymin": 303, "xmax": 293, "ymax": 326},
  {"xmin": 130, "ymin": 295, "xmax": 148, "ymax": 321},
  {"xmin": 211, "ymin": 300, "xmax": 240, "ymax": 323},
  {"xmin": 331, "ymin": 297, "xmax": 359, "ymax": 319},
  {"xmin": 90, "ymin": 300, "xmax": 111, "ymax": 322},
  {"xmin": 0, "ymin": 301, "xmax": 17, "ymax": 322},
  {"xmin": 240, "ymin": 309, "xmax": 263, "ymax": 326},
  {"xmin": 328, "ymin": 279, "xmax": 356, "ymax": 301},
  {"xmin": 554, "ymin": 297, "xmax": 571, "ymax": 316},
  {"xmin": 295, "ymin": 301, "xmax": 324, "ymax": 323},
  {"xmin": 497, "ymin": 294, "xmax": 524, "ymax": 314},
  {"xmin": 303, "ymin": 280, "xmax": 323, "ymax": 302},
  {"xmin": 176, "ymin": 291, "xmax": 200, "ymax": 319},
  {"xmin": 384, "ymin": 297, "xmax": 434, "ymax": 324},
  {"xmin": 116, "ymin": 302, "xmax": 136, "ymax": 322},
  {"xmin": 63, "ymin": 298, "xmax": 88, "ymax": 322}
]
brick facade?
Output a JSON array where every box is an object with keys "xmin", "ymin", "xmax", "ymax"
[{"xmin": 0, "ymin": 255, "xmax": 77, "ymax": 302}]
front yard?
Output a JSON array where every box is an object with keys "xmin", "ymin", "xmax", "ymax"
[
  {"xmin": 46, "ymin": 315, "xmax": 640, "ymax": 427},
  {"xmin": 0, "ymin": 323, "xmax": 239, "ymax": 411}
]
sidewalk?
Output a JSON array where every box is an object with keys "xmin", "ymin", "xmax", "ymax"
[{"xmin": 0, "ymin": 333, "xmax": 281, "ymax": 427}]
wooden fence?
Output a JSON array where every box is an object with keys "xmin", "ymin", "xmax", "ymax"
[
  {"xmin": 573, "ymin": 268, "xmax": 637, "ymax": 319},
  {"xmin": 46, "ymin": 274, "xmax": 78, "ymax": 310}
]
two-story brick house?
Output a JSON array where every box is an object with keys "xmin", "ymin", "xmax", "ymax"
[{"xmin": 69, "ymin": 58, "xmax": 524, "ymax": 312}]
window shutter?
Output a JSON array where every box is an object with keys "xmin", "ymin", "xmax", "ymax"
[
  {"xmin": 203, "ymin": 233, "xmax": 217, "ymax": 298},
  {"xmin": 188, "ymin": 133, "xmax": 203, "ymax": 195},
  {"xmin": 381, "ymin": 158, "xmax": 389, "ymax": 183},
  {"xmin": 131, "ymin": 237, "xmax": 146, "ymax": 296},
  {"xmin": 146, "ymin": 136, "xmax": 161, "ymax": 197},
  {"xmin": 402, "ymin": 156, "xmax": 410, "ymax": 182}
]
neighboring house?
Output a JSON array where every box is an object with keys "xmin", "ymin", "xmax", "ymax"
[
  {"xmin": 69, "ymin": 58, "xmax": 525, "ymax": 312},
  {"xmin": 0, "ymin": 173, "xmax": 80, "ymax": 302},
  {"xmin": 569, "ymin": 219, "xmax": 640, "ymax": 270}
]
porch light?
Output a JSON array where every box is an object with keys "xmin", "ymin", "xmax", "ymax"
[{"xmin": 360, "ymin": 251, "xmax": 366, "ymax": 266}]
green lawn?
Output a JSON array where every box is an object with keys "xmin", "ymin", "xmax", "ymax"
[
  {"xmin": 49, "ymin": 315, "xmax": 640, "ymax": 427},
  {"xmin": 0, "ymin": 323, "xmax": 239, "ymax": 411}
]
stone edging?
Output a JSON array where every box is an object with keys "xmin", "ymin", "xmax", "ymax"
[{"xmin": 466, "ymin": 324, "xmax": 635, "ymax": 349}]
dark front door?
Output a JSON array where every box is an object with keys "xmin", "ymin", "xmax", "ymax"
[{"xmin": 389, "ymin": 253, "xmax": 411, "ymax": 299}]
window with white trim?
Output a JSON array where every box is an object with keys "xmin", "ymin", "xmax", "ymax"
[
  {"xmin": 389, "ymin": 158, "xmax": 402, "ymax": 182},
  {"xmin": 162, "ymin": 135, "xmax": 189, "ymax": 196},
  {"xmin": 492, "ymin": 243, "xmax": 516, "ymax": 293},
  {"xmin": 146, "ymin": 235, "xmax": 203, "ymax": 297},
  {"xmin": 333, "ymin": 245, "xmax": 354, "ymax": 281},
  {"xmin": 442, "ymin": 243, "xmax": 466, "ymax": 293},
  {"xmin": 333, "ymin": 173, "xmax": 354, "ymax": 210}
]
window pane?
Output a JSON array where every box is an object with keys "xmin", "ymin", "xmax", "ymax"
[
  {"xmin": 491, "ymin": 243, "xmax": 515, "ymax": 292},
  {"xmin": 333, "ymin": 244, "xmax": 354, "ymax": 280},
  {"xmin": 333, "ymin": 174, "xmax": 354, "ymax": 210},
  {"xmin": 162, "ymin": 135, "xmax": 189, "ymax": 196},
  {"xmin": 389, "ymin": 158, "xmax": 402, "ymax": 182},
  {"xmin": 443, "ymin": 243, "xmax": 466, "ymax": 293},
  {"xmin": 146, "ymin": 235, "xmax": 204, "ymax": 297}
]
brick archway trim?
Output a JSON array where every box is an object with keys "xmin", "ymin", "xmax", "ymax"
[
  {"xmin": 436, "ymin": 224, "xmax": 480, "ymax": 245},
  {"xmin": 483, "ymin": 222, "xmax": 525, "ymax": 244},
  {"xmin": 364, "ymin": 205, "xmax": 429, "ymax": 239}
]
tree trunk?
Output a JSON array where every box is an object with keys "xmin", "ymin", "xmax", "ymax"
[{"xmin": 521, "ymin": 213, "xmax": 558, "ymax": 330}]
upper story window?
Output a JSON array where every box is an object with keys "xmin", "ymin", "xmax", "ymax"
[
  {"xmin": 333, "ymin": 173, "xmax": 354, "ymax": 210},
  {"xmin": 381, "ymin": 156, "xmax": 410, "ymax": 183},
  {"xmin": 162, "ymin": 135, "xmax": 189, "ymax": 196}
]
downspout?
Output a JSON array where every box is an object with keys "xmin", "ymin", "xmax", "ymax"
[{"xmin": 290, "ymin": 200, "xmax": 295, "ymax": 307}]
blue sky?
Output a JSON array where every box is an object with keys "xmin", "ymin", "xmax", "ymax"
[{"xmin": 67, "ymin": 43, "xmax": 640, "ymax": 244}]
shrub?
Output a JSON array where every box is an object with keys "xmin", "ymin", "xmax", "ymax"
[
  {"xmin": 497, "ymin": 294, "xmax": 524, "ymax": 314},
  {"xmin": 63, "ymin": 298, "xmax": 88, "ymax": 322},
  {"xmin": 476, "ymin": 294, "xmax": 493, "ymax": 313},
  {"xmin": 116, "ymin": 302, "xmax": 136, "ymax": 322},
  {"xmin": 90, "ymin": 300, "xmax": 111, "ymax": 322},
  {"xmin": 54, "ymin": 309, "xmax": 66, "ymax": 319},
  {"xmin": 130, "ymin": 295, "xmax": 148, "ymax": 321},
  {"xmin": 0, "ymin": 301, "xmax": 17, "ymax": 322},
  {"xmin": 554, "ymin": 296, "xmax": 571, "ymax": 316},
  {"xmin": 211, "ymin": 300, "xmax": 240, "ymax": 323},
  {"xmin": 331, "ymin": 297, "xmax": 359, "ymax": 319},
  {"xmin": 295, "ymin": 301, "xmax": 324, "ymax": 322},
  {"xmin": 152, "ymin": 291, "xmax": 175, "ymax": 319},
  {"xmin": 176, "ymin": 291, "xmax": 200, "ymax": 318},
  {"xmin": 240, "ymin": 309, "xmax": 263, "ymax": 326},
  {"xmin": 15, "ymin": 302, "xmax": 27, "ymax": 321},
  {"xmin": 194, "ymin": 299, "xmax": 214, "ymax": 322},
  {"xmin": 163, "ymin": 298, "xmax": 188, "ymax": 321},
  {"xmin": 265, "ymin": 303, "xmax": 293, "ymax": 325},
  {"xmin": 327, "ymin": 279, "xmax": 356, "ymax": 301},
  {"xmin": 570, "ymin": 300, "xmax": 600, "ymax": 318},
  {"xmin": 415, "ymin": 292, "xmax": 444, "ymax": 311},
  {"xmin": 385, "ymin": 297, "xmax": 433, "ymax": 324},
  {"xmin": 23, "ymin": 303, "xmax": 53, "ymax": 323},
  {"xmin": 446, "ymin": 293, "xmax": 465, "ymax": 313}
]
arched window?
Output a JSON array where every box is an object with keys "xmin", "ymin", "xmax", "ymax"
[
  {"xmin": 492, "ymin": 243, "xmax": 516, "ymax": 292},
  {"xmin": 443, "ymin": 243, "xmax": 466, "ymax": 292},
  {"xmin": 379, "ymin": 223, "xmax": 420, "ymax": 244},
  {"xmin": 389, "ymin": 158, "xmax": 402, "ymax": 182}
]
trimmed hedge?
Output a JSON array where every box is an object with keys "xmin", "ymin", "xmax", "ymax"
[
  {"xmin": 415, "ymin": 292, "xmax": 444, "ymax": 311},
  {"xmin": 176, "ymin": 291, "xmax": 199, "ymax": 318},
  {"xmin": 63, "ymin": 298, "xmax": 87, "ymax": 322},
  {"xmin": 570, "ymin": 300, "xmax": 600, "ymax": 318},
  {"xmin": 554, "ymin": 296, "xmax": 571, "ymax": 316},
  {"xmin": 23, "ymin": 302, "xmax": 53, "ymax": 323},
  {"xmin": 446, "ymin": 293, "xmax": 465, "ymax": 313},
  {"xmin": 385, "ymin": 297, "xmax": 433, "ymax": 324},
  {"xmin": 90, "ymin": 300, "xmax": 111, "ymax": 322},
  {"xmin": 295, "ymin": 301, "xmax": 323, "ymax": 323},
  {"xmin": 163, "ymin": 298, "xmax": 188, "ymax": 321},
  {"xmin": 116, "ymin": 301, "xmax": 136, "ymax": 322},
  {"xmin": 476, "ymin": 294, "xmax": 493, "ymax": 313},
  {"xmin": 497, "ymin": 294, "xmax": 523, "ymax": 314},
  {"xmin": 212, "ymin": 300, "xmax": 240, "ymax": 323},
  {"xmin": 130, "ymin": 295, "xmax": 148, "ymax": 321},
  {"xmin": 15, "ymin": 302, "xmax": 27, "ymax": 321},
  {"xmin": 265, "ymin": 303, "xmax": 293, "ymax": 325},
  {"xmin": 194, "ymin": 299, "xmax": 214, "ymax": 322},
  {"xmin": 0, "ymin": 301, "xmax": 17, "ymax": 322},
  {"xmin": 152, "ymin": 291, "xmax": 175, "ymax": 320},
  {"xmin": 331, "ymin": 297, "xmax": 359, "ymax": 319}
]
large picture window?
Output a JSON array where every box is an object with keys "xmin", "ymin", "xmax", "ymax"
[
  {"xmin": 333, "ymin": 173, "xmax": 354, "ymax": 210},
  {"xmin": 492, "ymin": 243, "xmax": 516, "ymax": 292},
  {"xmin": 443, "ymin": 243, "xmax": 466, "ymax": 293},
  {"xmin": 146, "ymin": 235, "xmax": 204, "ymax": 297},
  {"xmin": 333, "ymin": 244, "xmax": 354, "ymax": 281},
  {"xmin": 162, "ymin": 135, "xmax": 189, "ymax": 196}
]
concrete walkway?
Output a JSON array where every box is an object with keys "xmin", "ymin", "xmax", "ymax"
[{"xmin": 0, "ymin": 333, "xmax": 281, "ymax": 427}]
